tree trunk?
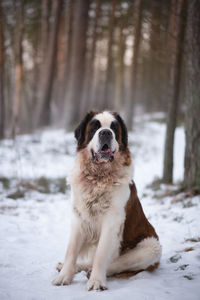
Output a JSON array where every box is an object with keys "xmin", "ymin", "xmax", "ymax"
[
  {"xmin": 33, "ymin": 0, "xmax": 50, "ymax": 129},
  {"xmin": 53, "ymin": 9, "xmax": 65, "ymax": 119},
  {"xmin": 0, "ymin": 2, "xmax": 5, "ymax": 139},
  {"xmin": 81, "ymin": 0, "xmax": 101, "ymax": 115},
  {"xmin": 163, "ymin": 0, "xmax": 187, "ymax": 183},
  {"xmin": 12, "ymin": 0, "xmax": 25, "ymax": 137},
  {"xmin": 29, "ymin": 27, "xmax": 40, "ymax": 132},
  {"xmin": 39, "ymin": 0, "xmax": 62, "ymax": 127},
  {"xmin": 60, "ymin": 0, "xmax": 74, "ymax": 118},
  {"xmin": 126, "ymin": 0, "xmax": 143, "ymax": 130},
  {"xmin": 41, "ymin": 0, "xmax": 50, "ymax": 62},
  {"xmin": 184, "ymin": 0, "xmax": 200, "ymax": 189},
  {"xmin": 115, "ymin": 6, "xmax": 127, "ymax": 112},
  {"xmin": 103, "ymin": 0, "xmax": 117, "ymax": 110},
  {"xmin": 68, "ymin": 0, "xmax": 90, "ymax": 127},
  {"xmin": 146, "ymin": 1, "xmax": 163, "ymax": 112}
]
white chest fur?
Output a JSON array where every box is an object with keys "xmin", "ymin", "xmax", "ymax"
[
  {"xmin": 68, "ymin": 153, "xmax": 132, "ymax": 247},
  {"xmin": 71, "ymin": 180, "xmax": 130, "ymax": 246}
]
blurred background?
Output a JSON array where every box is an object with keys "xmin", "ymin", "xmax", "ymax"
[{"xmin": 0, "ymin": 0, "xmax": 199, "ymax": 188}]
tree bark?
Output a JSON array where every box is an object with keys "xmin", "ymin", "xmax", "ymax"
[
  {"xmin": 163, "ymin": 0, "xmax": 187, "ymax": 183},
  {"xmin": 33, "ymin": 0, "xmax": 50, "ymax": 129},
  {"xmin": 39, "ymin": 0, "xmax": 62, "ymax": 127},
  {"xmin": 103, "ymin": 0, "xmax": 117, "ymax": 110},
  {"xmin": 115, "ymin": 6, "xmax": 127, "ymax": 112},
  {"xmin": 53, "ymin": 9, "xmax": 65, "ymax": 117},
  {"xmin": 184, "ymin": 0, "xmax": 200, "ymax": 189},
  {"xmin": 126, "ymin": 0, "xmax": 143, "ymax": 130},
  {"xmin": 12, "ymin": 0, "xmax": 25, "ymax": 137},
  {"xmin": 146, "ymin": 0, "xmax": 164, "ymax": 112},
  {"xmin": 41, "ymin": 0, "xmax": 50, "ymax": 62},
  {"xmin": 81, "ymin": 0, "xmax": 101, "ymax": 115},
  {"xmin": 60, "ymin": 0, "xmax": 74, "ymax": 115},
  {"xmin": 68, "ymin": 0, "xmax": 90, "ymax": 127},
  {"xmin": 0, "ymin": 2, "xmax": 5, "ymax": 139},
  {"xmin": 29, "ymin": 26, "xmax": 40, "ymax": 131}
]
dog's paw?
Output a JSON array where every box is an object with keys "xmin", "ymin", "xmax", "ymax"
[
  {"xmin": 87, "ymin": 277, "xmax": 107, "ymax": 291},
  {"xmin": 52, "ymin": 272, "xmax": 73, "ymax": 286}
]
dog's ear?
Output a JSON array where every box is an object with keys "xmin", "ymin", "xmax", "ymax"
[
  {"xmin": 74, "ymin": 111, "xmax": 96, "ymax": 148},
  {"xmin": 113, "ymin": 113, "xmax": 128, "ymax": 148}
]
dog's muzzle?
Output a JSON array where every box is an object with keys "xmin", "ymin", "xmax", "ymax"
[{"xmin": 92, "ymin": 129, "xmax": 115, "ymax": 163}]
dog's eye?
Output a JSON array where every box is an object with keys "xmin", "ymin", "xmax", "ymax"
[
  {"xmin": 90, "ymin": 120, "xmax": 101, "ymax": 133},
  {"xmin": 87, "ymin": 120, "xmax": 101, "ymax": 142},
  {"xmin": 111, "ymin": 121, "xmax": 119, "ymax": 141}
]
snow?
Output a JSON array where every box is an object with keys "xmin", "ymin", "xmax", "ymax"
[{"xmin": 0, "ymin": 116, "xmax": 200, "ymax": 300}]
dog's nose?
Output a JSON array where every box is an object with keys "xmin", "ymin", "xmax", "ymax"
[{"xmin": 99, "ymin": 129, "xmax": 112, "ymax": 139}]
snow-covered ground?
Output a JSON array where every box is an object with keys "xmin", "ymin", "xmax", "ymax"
[{"xmin": 0, "ymin": 115, "xmax": 199, "ymax": 300}]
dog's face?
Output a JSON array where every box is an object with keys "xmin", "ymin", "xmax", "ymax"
[{"xmin": 75, "ymin": 111, "xmax": 128, "ymax": 163}]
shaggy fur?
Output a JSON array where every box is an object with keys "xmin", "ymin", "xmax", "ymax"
[{"xmin": 52, "ymin": 111, "xmax": 161, "ymax": 291}]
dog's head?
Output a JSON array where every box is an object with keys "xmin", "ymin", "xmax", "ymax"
[{"xmin": 74, "ymin": 111, "xmax": 128, "ymax": 163}]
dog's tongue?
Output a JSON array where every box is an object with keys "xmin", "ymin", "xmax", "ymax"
[
  {"xmin": 98, "ymin": 150, "xmax": 112, "ymax": 161},
  {"xmin": 93, "ymin": 148, "xmax": 114, "ymax": 163}
]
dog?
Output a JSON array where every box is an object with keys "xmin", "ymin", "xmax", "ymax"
[{"xmin": 52, "ymin": 111, "xmax": 161, "ymax": 291}]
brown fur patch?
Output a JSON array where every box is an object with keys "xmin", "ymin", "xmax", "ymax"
[
  {"xmin": 123, "ymin": 148, "xmax": 132, "ymax": 166},
  {"xmin": 114, "ymin": 270, "xmax": 143, "ymax": 278},
  {"xmin": 146, "ymin": 262, "xmax": 160, "ymax": 271},
  {"xmin": 113, "ymin": 262, "xmax": 160, "ymax": 278},
  {"xmin": 120, "ymin": 182, "xmax": 158, "ymax": 254}
]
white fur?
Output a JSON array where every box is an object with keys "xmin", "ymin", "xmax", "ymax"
[
  {"xmin": 85, "ymin": 184, "xmax": 130, "ymax": 290},
  {"xmin": 88, "ymin": 126, "xmax": 119, "ymax": 154},
  {"xmin": 107, "ymin": 237, "xmax": 162, "ymax": 276},
  {"xmin": 52, "ymin": 214, "xmax": 84, "ymax": 286},
  {"xmin": 94, "ymin": 111, "xmax": 115, "ymax": 127},
  {"xmin": 52, "ymin": 155, "xmax": 131, "ymax": 289},
  {"xmin": 55, "ymin": 236, "xmax": 162, "ymax": 277}
]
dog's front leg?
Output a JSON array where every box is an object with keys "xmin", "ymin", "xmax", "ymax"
[
  {"xmin": 52, "ymin": 216, "xmax": 84, "ymax": 286},
  {"xmin": 87, "ymin": 218, "xmax": 120, "ymax": 291}
]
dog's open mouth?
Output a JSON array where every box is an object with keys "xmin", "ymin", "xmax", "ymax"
[{"xmin": 91, "ymin": 144, "xmax": 114, "ymax": 163}]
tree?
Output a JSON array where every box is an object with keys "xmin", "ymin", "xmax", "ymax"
[
  {"xmin": 115, "ymin": 4, "xmax": 127, "ymax": 112},
  {"xmin": 103, "ymin": 0, "xmax": 117, "ymax": 110},
  {"xmin": 145, "ymin": 0, "xmax": 169, "ymax": 112},
  {"xmin": 41, "ymin": 0, "xmax": 50, "ymax": 62},
  {"xmin": 12, "ymin": 0, "xmax": 25, "ymax": 137},
  {"xmin": 184, "ymin": 0, "xmax": 200, "ymax": 190},
  {"xmin": 163, "ymin": 0, "xmax": 187, "ymax": 183},
  {"xmin": 0, "ymin": 1, "xmax": 5, "ymax": 139},
  {"xmin": 39, "ymin": 0, "xmax": 62, "ymax": 127},
  {"xmin": 27, "ymin": 1, "xmax": 43, "ymax": 131},
  {"xmin": 126, "ymin": 0, "xmax": 143, "ymax": 130},
  {"xmin": 80, "ymin": 0, "xmax": 102, "ymax": 115},
  {"xmin": 68, "ymin": 0, "xmax": 90, "ymax": 127},
  {"xmin": 59, "ymin": 0, "xmax": 75, "ymax": 118}
]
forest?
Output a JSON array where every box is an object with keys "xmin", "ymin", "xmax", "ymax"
[
  {"xmin": 0, "ymin": 0, "xmax": 200, "ymax": 188},
  {"xmin": 0, "ymin": 0, "xmax": 200, "ymax": 299}
]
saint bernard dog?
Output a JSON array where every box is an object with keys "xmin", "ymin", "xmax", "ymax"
[{"xmin": 52, "ymin": 111, "xmax": 161, "ymax": 291}]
